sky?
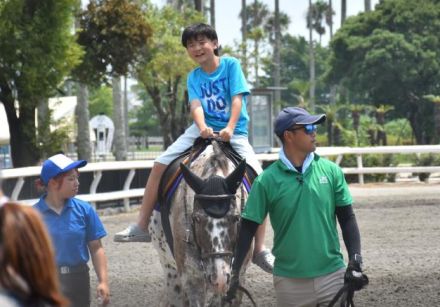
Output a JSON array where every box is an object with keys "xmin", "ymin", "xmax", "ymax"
[{"xmin": 152, "ymin": 0, "xmax": 381, "ymax": 47}]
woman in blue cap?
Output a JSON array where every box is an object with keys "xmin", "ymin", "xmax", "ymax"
[{"xmin": 34, "ymin": 154, "xmax": 110, "ymax": 307}]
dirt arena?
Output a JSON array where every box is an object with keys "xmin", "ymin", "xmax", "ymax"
[{"xmin": 92, "ymin": 183, "xmax": 440, "ymax": 306}]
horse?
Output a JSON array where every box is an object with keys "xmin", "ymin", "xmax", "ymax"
[{"xmin": 149, "ymin": 138, "xmax": 253, "ymax": 306}]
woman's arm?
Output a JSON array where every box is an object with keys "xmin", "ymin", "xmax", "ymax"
[{"xmin": 88, "ymin": 239, "xmax": 110, "ymax": 306}]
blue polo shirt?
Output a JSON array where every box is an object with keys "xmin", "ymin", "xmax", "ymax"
[{"xmin": 34, "ymin": 197, "xmax": 107, "ymax": 266}]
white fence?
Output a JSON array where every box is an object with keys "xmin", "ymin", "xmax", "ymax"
[{"xmin": 1, "ymin": 145, "xmax": 440, "ymax": 207}]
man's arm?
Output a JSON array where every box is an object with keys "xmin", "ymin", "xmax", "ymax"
[
  {"xmin": 224, "ymin": 218, "xmax": 259, "ymax": 303},
  {"xmin": 219, "ymin": 94, "xmax": 242, "ymax": 142},
  {"xmin": 232, "ymin": 218, "xmax": 259, "ymax": 273},
  {"xmin": 335, "ymin": 205, "xmax": 361, "ymax": 259}
]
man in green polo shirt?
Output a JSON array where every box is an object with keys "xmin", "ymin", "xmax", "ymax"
[{"xmin": 226, "ymin": 107, "xmax": 367, "ymax": 306}]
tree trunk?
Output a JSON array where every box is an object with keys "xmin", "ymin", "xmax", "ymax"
[
  {"xmin": 194, "ymin": 0, "xmax": 203, "ymax": 13},
  {"xmin": 124, "ymin": 76, "xmax": 129, "ymax": 144},
  {"xmin": 146, "ymin": 85, "xmax": 172, "ymax": 148},
  {"xmin": 327, "ymin": 120, "xmax": 333, "ymax": 146},
  {"xmin": 308, "ymin": 0, "xmax": 316, "ymax": 112},
  {"xmin": 273, "ymin": 0, "xmax": 281, "ymax": 110},
  {"xmin": 210, "ymin": 0, "xmax": 215, "ymax": 28},
  {"xmin": 434, "ymin": 102, "xmax": 440, "ymax": 141},
  {"xmin": 329, "ymin": 0, "xmax": 333, "ymax": 38},
  {"xmin": 241, "ymin": 0, "xmax": 248, "ymax": 77},
  {"xmin": 37, "ymin": 98, "xmax": 50, "ymax": 158},
  {"xmin": 112, "ymin": 76, "xmax": 127, "ymax": 160},
  {"xmin": 364, "ymin": 0, "xmax": 371, "ymax": 12},
  {"xmin": 6, "ymin": 103, "xmax": 39, "ymax": 167},
  {"xmin": 341, "ymin": 0, "xmax": 347, "ymax": 25},
  {"xmin": 76, "ymin": 83, "xmax": 91, "ymax": 160}
]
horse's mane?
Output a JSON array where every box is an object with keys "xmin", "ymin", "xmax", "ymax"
[{"xmin": 200, "ymin": 140, "xmax": 230, "ymax": 178}]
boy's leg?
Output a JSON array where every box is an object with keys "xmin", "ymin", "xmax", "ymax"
[
  {"xmin": 113, "ymin": 162, "xmax": 167, "ymax": 242},
  {"xmin": 114, "ymin": 124, "xmax": 200, "ymax": 243},
  {"xmin": 230, "ymin": 136, "xmax": 274, "ymax": 273}
]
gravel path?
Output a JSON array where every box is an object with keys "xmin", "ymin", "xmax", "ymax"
[{"xmin": 91, "ymin": 183, "xmax": 440, "ymax": 306}]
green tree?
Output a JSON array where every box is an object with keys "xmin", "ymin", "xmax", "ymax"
[
  {"xmin": 76, "ymin": 0, "xmax": 152, "ymax": 160},
  {"xmin": 0, "ymin": 0, "xmax": 81, "ymax": 166},
  {"xmin": 89, "ymin": 86, "xmax": 113, "ymax": 118},
  {"xmin": 240, "ymin": 0, "xmax": 271, "ymax": 86},
  {"xmin": 260, "ymin": 35, "xmax": 331, "ymax": 108},
  {"xmin": 135, "ymin": 3, "xmax": 204, "ymax": 148},
  {"xmin": 327, "ymin": 0, "xmax": 440, "ymax": 144}
]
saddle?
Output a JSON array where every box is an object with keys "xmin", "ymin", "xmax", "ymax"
[
  {"xmin": 157, "ymin": 137, "xmax": 257, "ymax": 209},
  {"xmin": 157, "ymin": 137, "xmax": 258, "ymax": 257}
]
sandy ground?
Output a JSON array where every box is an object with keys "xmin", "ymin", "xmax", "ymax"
[{"xmin": 90, "ymin": 183, "xmax": 440, "ymax": 306}]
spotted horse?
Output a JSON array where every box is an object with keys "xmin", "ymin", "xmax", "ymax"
[{"xmin": 149, "ymin": 138, "xmax": 256, "ymax": 306}]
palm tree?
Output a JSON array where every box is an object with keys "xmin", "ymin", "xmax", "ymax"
[
  {"xmin": 241, "ymin": 0, "xmax": 248, "ymax": 76},
  {"xmin": 307, "ymin": 0, "xmax": 315, "ymax": 111},
  {"xmin": 210, "ymin": 0, "xmax": 215, "ymax": 28},
  {"xmin": 194, "ymin": 0, "xmax": 203, "ymax": 13},
  {"xmin": 273, "ymin": 0, "xmax": 281, "ymax": 106},
  {"xmin": 374, "ymin": 104, "xmax": 394, "ymax": 145},
  {"xmin": 75, "ymin": 0, "xmax": 91, "ymax": 160},
  {"xmin": 317, "ymin": 104, "xmax": 340, "ymax": 146},
  {"xmin": 424, "ymin": 95, "xmax": 440, "ymax": 141},
  {"xmin": 327, "ymin": 0, "xmax": 334, "ymax": 38},
  {"xmin": 349, "ymin": 104, "xmax": 371, "ymax": 146},
  {"xmin": 365, "ymin": 0, "xmax": 371, "ymax": 12},
  {"xmin": 341, "ymin": 0, "xmax": 347, "ymax": 25},
  {"xmin": 240, "ymin": 0, "xmax": 270, "ymax": 86}
]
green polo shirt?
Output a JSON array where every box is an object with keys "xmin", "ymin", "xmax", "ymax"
[{"xmin": 242, "ymin": 154, "xmax": 352, "ymax": 278}]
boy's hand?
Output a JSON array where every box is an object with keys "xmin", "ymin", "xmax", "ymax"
[
  {"xmin": 200, "ymin": 127, "xmax": 214, "ymax": 139},
  {"xmin": 219, "ymin": 127, "xmax": 233, "ymax": 142}
]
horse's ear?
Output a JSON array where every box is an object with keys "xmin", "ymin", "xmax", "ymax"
[
  {"xmin": 180, "ymin": 163, "xmax": 204, "ymax": 194},
  {"xmin": 225, "ymin": 159, "xmax": 246, "ymax": 194}
]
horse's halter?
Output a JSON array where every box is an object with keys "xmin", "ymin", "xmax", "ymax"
[
  {"xmin": 191, "ymin": 194, "xmax": 241, "ymax": 261},
  {"xmin": 180, "ymin": 158, "xmax": 247, "ymax": 269}
]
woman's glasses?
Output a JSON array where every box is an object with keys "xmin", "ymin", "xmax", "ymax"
[{"xmin": 287, "ymin": 124, "xmax": 317, "ymax": 135}]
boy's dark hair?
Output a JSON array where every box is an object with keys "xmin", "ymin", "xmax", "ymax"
[{"xmin": 181, "ymin": 23, "xmax": 219, "ymax": 56}]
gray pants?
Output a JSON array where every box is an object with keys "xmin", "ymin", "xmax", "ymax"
[
  {"xmin": 59, "ymin": 267, "xmax": 90, "ymax": 307},
  {"xmin": 273, "ymin": 268, "xmax": 345, "ymax": 307}
]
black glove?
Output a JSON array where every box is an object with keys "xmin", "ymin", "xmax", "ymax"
[
  {"xmin": 223, "ymin": 272, "xmax": 240, "ymax": 304},
  {"xmin": 344, "ymin": 256, "xmax": 369, "ymax": 291}
]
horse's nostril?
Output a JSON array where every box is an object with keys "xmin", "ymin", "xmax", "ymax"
[{"xmin": 226, "ymin": 273, "xmax": 231, "ymax": 284}]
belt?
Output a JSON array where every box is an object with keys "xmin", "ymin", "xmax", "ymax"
[{"xmin": 58, "ymin": 263, "xmax": 89, "ymax": 275}]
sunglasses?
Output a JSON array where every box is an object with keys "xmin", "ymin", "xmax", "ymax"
[{"xmin": 287, "ymin": 124, "xmax": 318, "ymax": 135}]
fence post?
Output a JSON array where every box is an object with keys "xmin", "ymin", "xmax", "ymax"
[
  {"xmin": 89, "ymin": 170, "xmax": 102, "ymax": 209},
  {"xmin": 123, "ymin": 169, "xmax": 136, "ymax": 211},
  {"xmin": 11, "ymin": 177, "xmax": 25, "ymax": 201},
  {"xmin": 357, "ymin": 154, "xmax": 364, "ymax": 184}
]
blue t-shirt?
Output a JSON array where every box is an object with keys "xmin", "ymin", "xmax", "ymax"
[
  {"xmin": 34, "ymin": 197, "xmax": 107, "ymax": 266},
  {"xmin": 187, "ymin": 56, "xmax": 250, "ymax": 135}
]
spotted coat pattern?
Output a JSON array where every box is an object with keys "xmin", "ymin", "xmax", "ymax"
[{"xmin": 150, "ymin": 144, "xmax": 252, "ymax": 307}]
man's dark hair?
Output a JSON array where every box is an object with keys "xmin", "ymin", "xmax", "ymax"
[{"xmin": 181, "ymin": 23, "xmax": 219, "ymax": 56}]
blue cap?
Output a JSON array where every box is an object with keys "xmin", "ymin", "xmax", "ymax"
[
  {"xmin": 40, "ymin": 154, "xmax": 87, "ymax": 185},
  {"xmin": 274, "ymin": 107, "xmax": 326, "ymax": 137}
]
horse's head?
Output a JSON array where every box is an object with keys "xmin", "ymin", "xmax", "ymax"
[{"xmin": 180, "ymin": 159, "xmax": 246, "ymax": 294}]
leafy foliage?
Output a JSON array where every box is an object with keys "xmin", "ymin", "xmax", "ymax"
[
  {"xmin": 74, "ymin": 0, "xmax": 153, "ymax": 84},
  {"xmin": 0, "ymin": 0, "xmax": 81, "ymax": 166},
  {"xmin": 327, "ymin": 0, "xmax": 440, "ymax": 144},
  {"xmin": 135, "ymin": 2, "xmax": 204, "ymax": 147},
  {"xmin": 89, "ymin": 85, "xmax": 113, "ymax": 117}
]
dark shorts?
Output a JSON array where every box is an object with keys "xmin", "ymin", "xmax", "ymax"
[{"xmin": 58, "ymin": 264, "xmax": 90, "ymax": 307}]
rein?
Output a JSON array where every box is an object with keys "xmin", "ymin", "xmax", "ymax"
[
  {"xmin": 327, "ymin": 284, "xmax": 354, "ymax": 307},
  {"xmin": 237, "ymin": 285, "xmax": 257, "ymax": 307}
]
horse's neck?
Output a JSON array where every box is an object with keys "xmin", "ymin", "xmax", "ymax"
[{"xmin": 196, "ymin": 144, "xmax": 230, "ymax": 178}]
